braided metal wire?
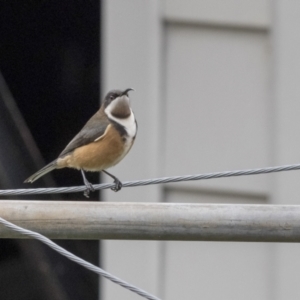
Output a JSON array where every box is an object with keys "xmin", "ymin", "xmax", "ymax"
[
  {"xmin": 0, "ymin": 217, "xmax": 160, "ymax": 300},
  {"xmin": 0, "ymin": 163, "xmax": 300, "ymax": 196}
]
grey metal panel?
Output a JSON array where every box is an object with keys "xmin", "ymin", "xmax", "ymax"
[
  {"xmin": 164, "ymin": 24, "xmax": 270, "ymax": 194},
  {"xmin": 162, "ymin": 22, "xmax": 272, "ymax": 299}
]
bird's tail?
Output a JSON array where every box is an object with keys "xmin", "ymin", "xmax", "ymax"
[{"xmin": 24, "ymin": 160, "xmax": 57, "ymax": 183}]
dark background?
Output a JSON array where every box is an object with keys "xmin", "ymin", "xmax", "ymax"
[{"xmin": 0, "ymin": 2, "xmax": 101, "ymax": 299}]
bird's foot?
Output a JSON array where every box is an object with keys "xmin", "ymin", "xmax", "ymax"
[
  {"xmin": 111, "ymin": 178, "xmax": 122, "ymax": 192},
  {"xmin": 81, "ymin": 169, "xmax": 95, "ymax": 198},
  {"xmin": 102, "ymin": 170, "xmax": 122, "ymax": 192},
  {"xmin": 83, "ymin": 182, "xmax": 95, "ymax": 198}
]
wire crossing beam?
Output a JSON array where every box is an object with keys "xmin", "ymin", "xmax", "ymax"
[{"xmin": 0, "ymin": 201, "xmax": 299, "ymax": 242}]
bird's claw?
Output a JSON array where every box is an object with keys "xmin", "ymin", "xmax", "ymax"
[
  {"xmin": 83, "ymin": 182, "xmax": 95, "ymax": 198},
  {"xmin": 111, "ymin": 179, "xmax": 122, "ymax": 192}
]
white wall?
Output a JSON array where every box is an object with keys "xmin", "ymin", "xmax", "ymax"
[
  {"xmin": 101, "ymin": 1, "xmax": 300, "ymax": 299},
  {"xmin": 101, "ymin": 1, "xmax": 163, "ymax": 299},
  {"xmin": 272, "ymin": 2, "xmax": 300, "ymax": 299}
]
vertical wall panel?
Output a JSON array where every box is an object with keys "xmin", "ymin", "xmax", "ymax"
[
  {"xmin": 164, "ymin": 25, "xmax": 271, "ymax": 194},
  {"xmin": 162, "ymin": 2, "xmax": 273, "ymax": 300},
  {"xmin": 101, "ymin": 0, "xmax": 163, "ymax": 299},
  {"xmin": 272, "ymin": 1, "xmax": 300, "ymax": 299}
]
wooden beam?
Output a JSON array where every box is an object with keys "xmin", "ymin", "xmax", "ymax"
[{"xmin": 0, "ymin": 201, "xmax": 300, "ymax": 241}]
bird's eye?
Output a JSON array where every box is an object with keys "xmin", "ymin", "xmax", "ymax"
[{"xmin": 109, "ymin": 95, "xmax": 114, "ymax": 100}]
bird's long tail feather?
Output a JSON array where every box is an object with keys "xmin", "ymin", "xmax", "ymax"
[{"xmin": 24, "ymin": 160, "xmax": 57, "ymax": 183}]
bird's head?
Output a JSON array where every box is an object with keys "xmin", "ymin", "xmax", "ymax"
[{"xmin": 103, "ymin": 88, "xmax": 134, "ymax": 119}]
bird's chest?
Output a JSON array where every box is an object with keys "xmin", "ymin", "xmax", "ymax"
[
  {"xmin": 121, "ymin": 131, "xmax": 136, "ymax": 156},
  {"xmin": 73, "ymin": 117, "xmax": 137, "ymax": 171},
  {"xmin": 112, "ymin": 118, "xmax": 137, "ymax": 163}
]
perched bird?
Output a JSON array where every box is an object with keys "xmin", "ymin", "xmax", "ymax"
[{"xmin": 25, "ymin": 88, "xmax": 137, "ymax": 197}]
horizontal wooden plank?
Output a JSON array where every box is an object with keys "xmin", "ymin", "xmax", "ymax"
[{"xmin": 0, "ymin": 201, "xmax": 299, "ymax": 241}]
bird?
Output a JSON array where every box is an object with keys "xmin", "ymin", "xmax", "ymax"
[{"xmin": 24, "ymin": 88, "xmax": 137, "ymax": 197}]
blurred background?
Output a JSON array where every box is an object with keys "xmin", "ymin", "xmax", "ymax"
[
  {"xmin": 1, "ymin": 1, "xmax": 300, "ymax": 300},
  {"xmin": 0, "ymin": 2, "xmax": 100, "ymax": 300}
]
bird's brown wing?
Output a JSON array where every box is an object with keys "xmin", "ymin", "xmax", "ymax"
[{"xmin": 59, "ymin": 113, "xmax": 110, "ymax": 157}]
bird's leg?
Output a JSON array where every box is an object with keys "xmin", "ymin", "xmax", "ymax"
[
  {"xmin": 102, "ymin": 170, "xmax": 122, "ymax": 192},
  {"xmin": 81, "ymin": 169, "xmax": 95, "ymax": 198}
]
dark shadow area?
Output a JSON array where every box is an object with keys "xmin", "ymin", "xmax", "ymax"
[{"xmin": 0, "ymin": 2, "xmax": 100, "ymax": 299}]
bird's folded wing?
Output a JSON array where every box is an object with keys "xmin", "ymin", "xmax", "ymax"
[{"xmin": 59, "ymin": 117, "xmax": 110, "ymax": 157}]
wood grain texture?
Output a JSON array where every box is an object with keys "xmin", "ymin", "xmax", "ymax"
[{"xmin": 0, "ymin": 201, "xmax": 300, "ymax": 241}]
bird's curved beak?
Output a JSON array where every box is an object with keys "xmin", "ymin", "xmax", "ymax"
[{"xmin": 121, "ymin": 88, "xmax": 135, "ymax": 96}]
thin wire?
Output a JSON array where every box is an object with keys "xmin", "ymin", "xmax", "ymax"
[
  {"xmin": 0, "ymin": 216, "xmax": 160, "ymax": 300},
  {"xmin": 0, "ymin": 163, "xmax": 300, "ymax": 196}
]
